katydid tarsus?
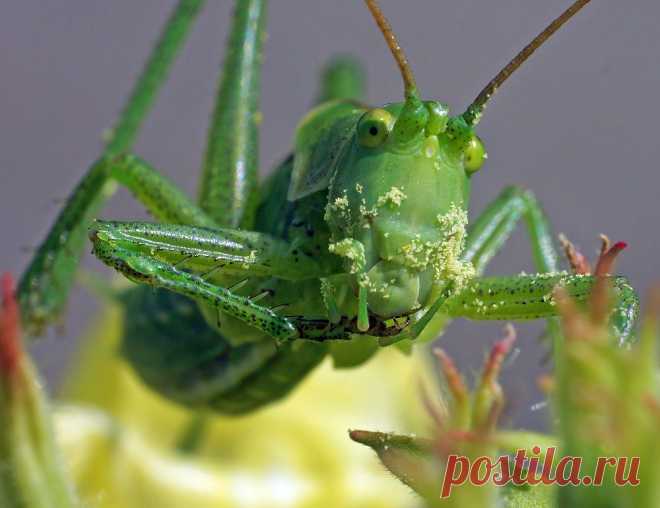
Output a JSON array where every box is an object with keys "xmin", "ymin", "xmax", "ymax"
[{"xmin": 17, "ymin": 0, "xmax": 638, "ymax": 414}]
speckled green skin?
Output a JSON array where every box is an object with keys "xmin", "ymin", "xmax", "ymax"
[{"xmin": 18, "ymin": 1, "xmax": 639, "ymax": 415}]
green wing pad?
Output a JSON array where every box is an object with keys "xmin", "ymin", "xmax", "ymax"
[{"xmin": 288, "ymin": 100, "xmax": 365, "ymax": 201}]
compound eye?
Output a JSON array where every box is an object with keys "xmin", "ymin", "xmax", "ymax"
[
  {"xmin": 464, "ymin": 135, "xmax": 487, "ymax": 174},
  {"xmin": 357, "ymin": 109, "xmax": 394, "ymax": 148}
]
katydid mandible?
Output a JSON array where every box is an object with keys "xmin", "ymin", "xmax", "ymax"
[{"xmin": 18, "ymin": 0, "xmax": 638, "ymax": 414}]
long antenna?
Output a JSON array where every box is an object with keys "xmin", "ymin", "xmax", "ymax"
[
  {"xmin": 364, "ymin": 0, "xmax": 418, "ymax": 99},
  {"xmin": 463, "ymin": 0, "xmax": 592, "ymax": 126}
]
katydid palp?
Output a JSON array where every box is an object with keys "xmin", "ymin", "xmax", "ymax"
[{"xmin": 18, "ymin": 0, "xmax": 638, "ymax": 414}]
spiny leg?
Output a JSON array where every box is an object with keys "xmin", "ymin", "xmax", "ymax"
[
  {"xmin": 88, "ymin": 215, "xmax": 349, "ymax": 342},
  {"xmin": 462, "ymin": 185, "xmax": 564, "ymax": 346},
  {"xmin": 88, "ymin": 214, "xmax": 431, "ymax": 346},
  {"xmin": 105, "ymin": 243, "xmax": 378, "ymax": 345},
  {"xmin": 445, "ymin": 274, "xmax": 639, "ymax": 346},
  {"xmin": 18, "ymin": 0, "xmax": 205, "ymax": 335},
  {"xmin": 198, "ymin": 0, "xmax": 267, "ymax": 229},
  {"xmin": 21, "ymin": 152, "xmax": 217, "ymax": 332},
  {"xmin": 461, "ymin": 186, "xmax": 639, "ymax": 346},
  {"xmin": 89, "ymin": 219, "xmax": 323, "ymax": 282},
  {"xmin": 90, "ymin": 237, "xmax": 299, "ymax": 342},
  {"xmin": 89, "ymin": 219, "xmax": 397, "ymax": 343}
]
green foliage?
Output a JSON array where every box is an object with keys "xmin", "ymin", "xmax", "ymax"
[
  {"xmin": 351, "ymin": 284, "xmax": 660, "ymax": 507},
  {"xmin": 0, "ymin": 274, "xmax": 79, "ymax": 508}
]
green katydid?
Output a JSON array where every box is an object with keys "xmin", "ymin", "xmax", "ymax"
[{"xmin": 18, "ymin": 0, "xmax": 638, "ymax": 414}]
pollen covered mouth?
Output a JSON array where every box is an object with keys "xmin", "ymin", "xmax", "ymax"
[
  {"xmin": 360, "ymin": 260, "xmax": 432, "ymax": 318},
  {"xmin": 325, "ymin": 202, "xmax": 475, "ymax": 321},
  {"xmin": 324, "ymin": 238, "xmax": 431, "ymax": 320}
]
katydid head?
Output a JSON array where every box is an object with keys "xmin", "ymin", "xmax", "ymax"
[
  {"xmin": 323, "ymin": 100, "xmax": 478, "ymax": 319},
  {"xmin": 320, "ymin": 0, "xmax": 593, "ymax": 321}
]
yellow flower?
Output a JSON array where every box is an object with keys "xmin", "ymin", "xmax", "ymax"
[{"xmin": 57, "ymin": 303, "xmax": 436, "ymax": 508}]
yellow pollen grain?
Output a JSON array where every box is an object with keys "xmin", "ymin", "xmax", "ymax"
[{"xmin": 376, "ymin": 187, "xmax": 407, "ymax": 208}]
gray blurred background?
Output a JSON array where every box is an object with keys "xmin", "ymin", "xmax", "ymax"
[{"xmin": 1, "ymin": 1, "xmax": 658, "ymax": 430}]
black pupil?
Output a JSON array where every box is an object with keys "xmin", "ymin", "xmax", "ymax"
[{"xmin": 369, "ymin": 125, "xmax": 379, "ymax": 136}]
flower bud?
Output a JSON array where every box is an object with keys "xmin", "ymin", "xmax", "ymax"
[{"xmin": 0, "ymin": 273, "xmax": 78, "ymax": 508}]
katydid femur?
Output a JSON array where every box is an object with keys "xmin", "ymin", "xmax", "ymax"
[{"xmin": 19, "ymin": 0, "xmax": 638, "ymax": 414}]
